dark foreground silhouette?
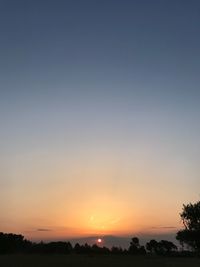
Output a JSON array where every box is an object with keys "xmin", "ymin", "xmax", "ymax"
[
  {"xmin": 1, "ymin": 200, "xmax": 200, "ymax": 257},
  {"xmin": 1, "ymin": 254, "xmax": 200, "ymax": 267},
  {"xmin": 0, "ymin": 232, "xmax": 192, "ymax": 257}
]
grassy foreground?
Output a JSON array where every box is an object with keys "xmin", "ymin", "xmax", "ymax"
[{"xmin": 0, "ymin": 254, "xmax": 200, "ymax": 267}]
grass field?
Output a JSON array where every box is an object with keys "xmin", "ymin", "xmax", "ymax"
[{"xmin": 0, "ymin": 254, "xmax": 200, "ymax": 267}]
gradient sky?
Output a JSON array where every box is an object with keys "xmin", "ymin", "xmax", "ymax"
[{"xmin": 0, "ymin": 0, "xmax": 200, "ymax": 242}]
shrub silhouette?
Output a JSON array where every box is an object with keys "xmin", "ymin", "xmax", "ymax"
[
  {"xmin": 0, "ymin": 232, "xmax": 31, "ymax": 254},
  {"xmin": 146, "ymin": 239, "xmax": 177, "ymax": 255}
]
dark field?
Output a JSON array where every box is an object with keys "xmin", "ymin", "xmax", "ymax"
[{"xmin": 0, "ymin": 255, "xmax": 200, "ymax": 267}]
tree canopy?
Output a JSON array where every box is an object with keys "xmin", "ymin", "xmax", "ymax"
[{"xmin": 176, "ymin": 201, "xmax": 200, "ymax": 251}]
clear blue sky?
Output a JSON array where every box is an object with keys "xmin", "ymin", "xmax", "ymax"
[{"xmin": 0, "ymin": 0, "xmax": 200, "ymax": 241}]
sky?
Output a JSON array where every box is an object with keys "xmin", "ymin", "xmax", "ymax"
[{"xmin": 0, "ymin": 0, "xmax": 200, "ymax": 244}]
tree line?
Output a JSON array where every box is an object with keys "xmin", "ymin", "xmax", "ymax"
[
  {"xmin": 0, "ymin": 232, "xmax": 178, "ymax": 255},
  {"xmin": 0, "ymin": 200, "xmax": 199, "ymax": 256}
]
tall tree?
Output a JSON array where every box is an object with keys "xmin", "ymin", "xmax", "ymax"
[{"xmin": 176, "ymin": 201, "xmax": 200, "ymax": 251}]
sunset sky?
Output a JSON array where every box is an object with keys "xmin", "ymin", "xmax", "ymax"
[{"xmin": 0, "ymin": 0, "xmax": 200, "ymax": 243}]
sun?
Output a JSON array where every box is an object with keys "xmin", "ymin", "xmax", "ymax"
[{"xmin": 97, "ymin": 238, "xmax": 102, "ymax": 243}]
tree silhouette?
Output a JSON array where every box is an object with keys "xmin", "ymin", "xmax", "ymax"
[
  {"xmin": 159, "ymin": 240, "xmax": 177, "ymax": 254},
  {"xmin": 146, "ymin": 239, "xmax": 177, "ymax": 255},
  {"xmin": 128, "ymin": 237, "xmax": 146, "ymax": 255},
  {"xmin": 0, "ymin": 232, "xmax": 31, "ymax": 254},
  {"xmin": 129, "ymin": 237, "xmax": 140, "ymax": 254},
  {"xmin": 176, "ymin": 201, "xmax": 200, "ymax": 251},
  {"xmin": 146, "ymin": 239, "xmax": 159, "ymax": 254}
]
